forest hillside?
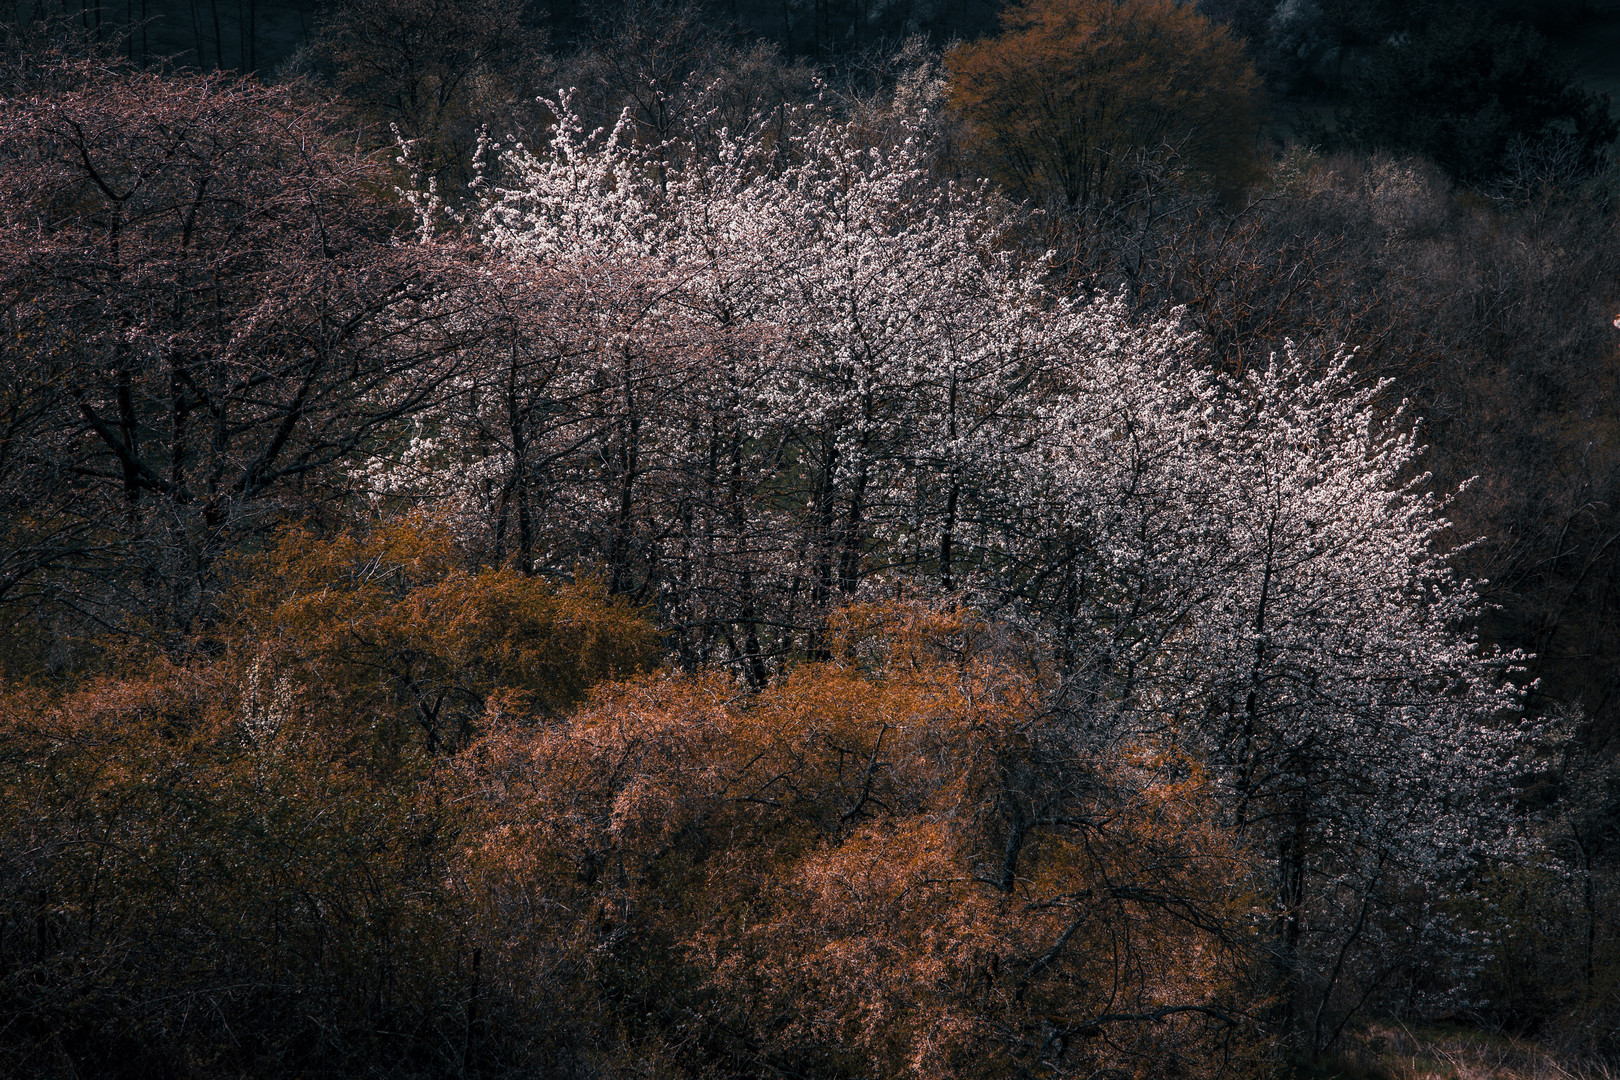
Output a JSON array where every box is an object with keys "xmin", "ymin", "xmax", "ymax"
[{"xmin": 3, "ymin": 0, "xmax": 1620, "ymax": 1077}]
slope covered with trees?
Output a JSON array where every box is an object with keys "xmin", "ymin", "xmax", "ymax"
[{"xmin": 2, "ymin": 1, "xmax": 1620, "ymax": 1077}]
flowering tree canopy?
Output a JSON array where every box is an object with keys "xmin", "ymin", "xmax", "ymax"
[{"xmin": 362, "ymin": 83, "xmax": 1537, "ymax": 1047}]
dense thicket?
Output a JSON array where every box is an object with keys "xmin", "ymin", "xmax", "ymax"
[{"xmin": 3, "ymin": 1, "xmax": 1620, "ymax": 1076}]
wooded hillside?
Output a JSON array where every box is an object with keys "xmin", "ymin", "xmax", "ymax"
[{"xmin": 2, "ymin": 1, "xmax": 1619, "ymax": 1077}]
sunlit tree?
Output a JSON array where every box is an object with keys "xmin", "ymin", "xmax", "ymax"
[{"xmin": 384, "ymin": 80, "xmax": 1537, "ymax": 1049}]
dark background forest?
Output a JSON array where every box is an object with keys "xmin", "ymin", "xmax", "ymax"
[{"xmin": 5, "ymin": 0, "xmax": 1620, "ymax": 1077}]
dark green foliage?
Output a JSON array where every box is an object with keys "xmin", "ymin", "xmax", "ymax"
[{"xmin": 1338, "ymin": 7, "xmax": 1615, "ymax": 183}]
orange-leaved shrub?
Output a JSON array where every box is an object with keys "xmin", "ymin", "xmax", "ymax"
[
  {"xmin": 457, "ymin": 602, "xmax": 1269, "ymax": 1079},
  {"xmin": 222, "ymin": 524, "xmax": 657, "ymax": 755},
  {"xmin": 0, "ymin": 522, "xmax": 654, "ymax": 1078}
]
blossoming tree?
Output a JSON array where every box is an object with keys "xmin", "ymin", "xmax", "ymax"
[{"xmin": 380, "ymin": 79, "xmax": 1533, "ymax": 1050}]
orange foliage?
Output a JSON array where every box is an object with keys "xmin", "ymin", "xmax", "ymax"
[
  {"xmin": 222, "ymin": 523, "xmax": 657, "ymax": 755},
  {"xmin": 460, "ymin": 602, "xmax": 1268, "ymax": 1078},
  {"xmin": 946, "ymin": 0, "xmax": 1263, "ymax": 207},
  {"xmin": 0, "ymin": 647, "xmax": 467, "ymax": 1074},
  {"xmin": 0, "ymin": 522, "xmax": 655, "ymax": 1077},
  {"xmin": 0, "ymin": 542, "xmax": 1263, "ymax": 1076}
]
